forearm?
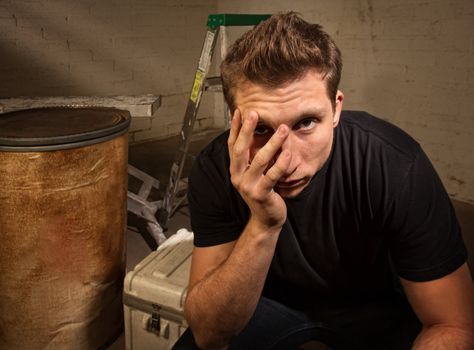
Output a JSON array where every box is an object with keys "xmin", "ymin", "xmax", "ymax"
[
  {"xmin": 185, "ymin": 219, "xmax": 280, "ymax": 349},
  {"xmin": 412, "ymin": 325, "xmax": 474, "ymax": 350}
]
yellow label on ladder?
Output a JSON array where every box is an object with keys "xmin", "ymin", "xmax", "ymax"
[{"xmin": 190, "ymin": 70, "xmax": 204, "ymax": 103}]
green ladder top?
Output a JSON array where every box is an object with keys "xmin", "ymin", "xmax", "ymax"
[{"xmin": 207, "ymin": 14, "xmax": 271, "ymax": 29}]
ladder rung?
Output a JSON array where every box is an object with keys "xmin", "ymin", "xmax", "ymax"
[{"xmin": 204, "ymin": 76, "xmax": 222, "ymax": 92}]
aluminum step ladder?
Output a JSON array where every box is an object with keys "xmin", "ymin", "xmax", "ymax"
[{"xmin": 158, "ymin": 14, "xmax": 271, "ymax": 228}]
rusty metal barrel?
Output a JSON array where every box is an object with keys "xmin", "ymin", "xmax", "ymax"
[{"xmin": 0, "ymin": 107, "xmax": 131, "ymax": 349}]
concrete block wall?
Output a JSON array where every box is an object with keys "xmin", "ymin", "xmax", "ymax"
[
  {"xmin": 0, "ymin": 0, "xmax": 217, "ymax": 143},
  {"xmin": 217, "ymin": 0, "xmax": 474, "ymax": 203}
]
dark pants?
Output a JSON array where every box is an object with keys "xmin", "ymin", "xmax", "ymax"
[{"xmin": 172, "ymin": 295, "xmax": 421, "ymax": 350}]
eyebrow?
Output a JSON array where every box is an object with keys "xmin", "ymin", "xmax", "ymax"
[{"xmin": 257, "ymin": 107, "xmax": 327, "ymax": 126}]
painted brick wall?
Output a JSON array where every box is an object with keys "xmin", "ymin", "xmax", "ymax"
[
  {"xmin": 1, "ymin": 1, "xmax": 473, "ymax": 202},
  {"xmin": 0, "ymin": 0, "xmax": 217, "ymax": 142},
  {"xmin": 217, "ymin": 0, "xmax": 474, "ymax": 203}
]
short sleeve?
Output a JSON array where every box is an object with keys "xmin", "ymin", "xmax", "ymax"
[
  {"xmin": 187, "ymin": 134, "xmax": 248, "ymax": 247},
  {"xmin": 387, "ymin": 148, "xmax": 467, "ymax": 282}
]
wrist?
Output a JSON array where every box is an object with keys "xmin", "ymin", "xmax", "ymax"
[{"xmin": 246, "ymin": 215, "xmax": 284, "ymax": 239}]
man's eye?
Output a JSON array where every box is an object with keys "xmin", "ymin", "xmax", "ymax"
[
  {"xmin": 297, "ymin": 119, "xmax": 316, "ymax": 130},
  {"xmin": 254, "ymin": 125, "xmax": 270, "ymax": 135}
]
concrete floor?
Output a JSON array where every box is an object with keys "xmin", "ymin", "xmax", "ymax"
[{"xmin": 110, "ymin": 129, "xmax": 474, "ymax": 350}]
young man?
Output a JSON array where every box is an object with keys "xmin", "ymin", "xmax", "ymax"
[{"xmin": 175, "ymin": 12, "xmax": 474, "ymax": 350}]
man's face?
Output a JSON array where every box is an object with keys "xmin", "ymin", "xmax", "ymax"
[{"xmin": 234, "ymin": 70, "xmax": 344, "ymax": 198}]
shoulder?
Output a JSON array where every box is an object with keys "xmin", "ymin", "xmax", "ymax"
[
  {"xmin": 338, "ymin": 110, "xmax": 421, "ymax": 160},
  {"xmin": 195, "ymin": 130, "xmax": 230, "ymax": 164},
  {"xmin": 191, "ymin": 130, "xmax": 230, "ymax": 183},
  {"xmin": 188, "ymin": 130, "xmax": 248, "ymax": 247},
  {"xmin": 189, "ymin": 130, "xmax": 241, "ymax": 210},
  {"xmin": 331, "ymin": 111, "xmax": 427, "ymax": 218}
]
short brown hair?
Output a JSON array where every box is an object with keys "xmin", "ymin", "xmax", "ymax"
[{"xmin": 221, "ymin": 12, "xmax": 342, "ymax": 111}]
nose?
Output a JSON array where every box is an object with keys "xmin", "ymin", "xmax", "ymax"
[{"xmin": 274, "ymin": 133, "xmax": 298, "ymax": 175}]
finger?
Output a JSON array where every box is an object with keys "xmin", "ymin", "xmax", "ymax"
[
  {"xmin": 230, "ymin": 110, "xmax": 258, "ymax": 174},
  {"xmin": 227, "ymin": 109, "xmax": 241, "ymax": 156},
  {"xmin": 259, "ymin": 149, "xmax": 292, "ymax": 191},
  {"xmin": 247, "ymin": 124, "xmax": 289, "ymax": 175}
]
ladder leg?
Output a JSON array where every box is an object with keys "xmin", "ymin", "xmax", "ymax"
[
  {"xmin": 157, "ymin": 14, "xmax": 271, "ymax": 230},
  {"xmin": 158, "ymin": 27, "xmax": 220, "ymax": 228}
]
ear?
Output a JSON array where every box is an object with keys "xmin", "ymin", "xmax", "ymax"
[{"xmin": 333, "ymin": 90, "xmax": 344, "ymax": 128}]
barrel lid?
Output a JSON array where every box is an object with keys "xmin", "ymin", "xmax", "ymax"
[{"xmin": 0, "ymin": 107, "xmax": 131, "ymax": 150}]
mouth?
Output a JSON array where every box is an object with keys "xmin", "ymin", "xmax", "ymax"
[{"xmin": 275, "ymin": 178, "xmax": 305, "ymax": 189}]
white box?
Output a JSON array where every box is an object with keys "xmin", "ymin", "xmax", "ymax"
[{"xmin": 124, "ymin": 229, "xmax": 193, "ymax": 350}]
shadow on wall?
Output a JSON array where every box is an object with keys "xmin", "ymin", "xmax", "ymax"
[
  {"xmin": 2, "ymin": 1, "xmax": 92, "ymax": 97},
  {"xmin": 3, "ymin": 0, "xmax": 212, "ymax": 98},
  {"xmin": 2, "ymin": 1, "xmax": 151, "ymax": 97},
  {"xmin": 0, "ymin": 42, "xmax": 77, "ymax": 98}
]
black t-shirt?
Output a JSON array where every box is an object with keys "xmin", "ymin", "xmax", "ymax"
[{"xmin": 188, "ymin": 110, "xmax": 467, "ymax": 309}]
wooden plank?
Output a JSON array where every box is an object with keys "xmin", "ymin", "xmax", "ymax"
[{"xmin": 0, "ymin": 95, "xmax": 161, "ymax": 117}]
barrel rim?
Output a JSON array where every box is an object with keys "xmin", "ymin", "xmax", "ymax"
[{"xmin": 0, "ymin": 107, "xmax": 131, "ymax": 150}]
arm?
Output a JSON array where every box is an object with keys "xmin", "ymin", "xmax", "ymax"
[
  {"xmin": 185, "ymin": 222, "xmax": 279, "ymax": 349},
  {"xmin": 401, "ymin": 263, "xmax": 474, "ymax": 350},
  {"xmin": 184, "ymin": 109, "xmax": 292, "ymax": 349}
]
